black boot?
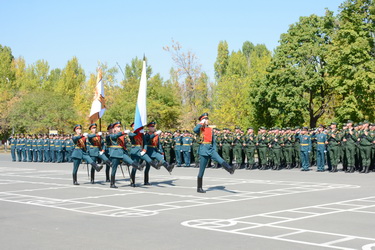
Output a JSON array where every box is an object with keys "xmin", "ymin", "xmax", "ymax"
[
  {"xmin": 197, "ymin": 177, "xmax": 206, "ymax": 193},
  {"xmin": 130, "ymin": 174, "xmax": 136, "ymax": 187},
  {"xmin": 131, "ymin": 161, "xmax": 144, "ymax": 171},
  {"xmin": 90, "ymin": 168, "xmax": 95, "ymax": 184},
  {"xmin": 105, "ymin": 166, "xmax": 110, "ymax": 182},
  {"xmin": 91, "ymin": 162, "xmax": 103, "ymax": 172},
  {"xmin": 110, "ymin": 175, "xmax": 117, "ymax": 188},
  {"xmin": 221, "ymin": 161, "xmax": 235, "ymax": 174},
  {"xmin": 364, "ymin": 165, "xmax": 370, "ymax": 174},
  {"xmin": 144, "ymin": 174, "xmax": 151, "ymax": 185},
  {"xmin": 73, "ymin": 173, "xmax": 79, "ymax": 185},
  {"xmin": 162, "ymin": 161, "xmax": 174, "ymax": 173},
  {"xmin": 150, "ymin": 160, "xmax": 160, "ymax": 170}
]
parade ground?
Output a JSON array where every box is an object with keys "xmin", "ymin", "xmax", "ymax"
[{"xmin": 0, "ymin": 153, "xmax": 374, "ymax": 250}]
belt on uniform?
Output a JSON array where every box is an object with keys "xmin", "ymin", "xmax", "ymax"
[
  {"xmin": 132, "ymin": 145, "xmax": 141, "ymax": 147},
  {"xmin": 201, "ymin": 142, "xmax": 212, "ymax": 144},
  {"xmin": 76, "ymin": 147, "xmax": 84, "ymax": 149},
  {"xmin": 317, "ymin": 142, "xmax": 325, "ymax": 145},
  {"xmin": 90, "ymin": 146, "xmax": 98, "ymax": 148},
  {"xmin": 182, "ymin": 144, "xmax": 191, "ymax": 146},
  {"xmin": 301, "ymin": 144, "xmax": 309, "ymax": 146},
  {"xmin": 148, "ymin": 146, "xmax": 157, "ymax": 148},
  {"xmin": 109, "ymin": 146, "xmax": 122, "ymax": 148}
]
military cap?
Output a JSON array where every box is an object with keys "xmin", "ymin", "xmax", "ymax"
[
  {"xmin": 295, "ymin": 126, "xmax": 300, "ymax": 129},
  {"xmin": 198, "ymin": 112, "xmax": 209, "ymax": 121},
  {"xmin": 330, "ymin": 122, "xmax": 337, "ymax": 125},
  {"xmin": 184, "ymin": 130, "xmax": 189, "ymax": 133},
  {"xmin": 147, "ymin": 121, "xmax": 156, "ymax": 127},
  {"xmin": 370, "ymin": 123, "xmax": 375, "ymax": 126},
  {"xmin": 235, "ymin": 126, "xmax": 241, "ymax": 129},
  {"xmin": 318, "ymin": 124, "xmax": 325, "ymax": 128},
  {"xmin": 286, "ymin": 127, "xmax": 291, "ymax": 130},
  {"xmin": 347, "ymin": 120, "xmax": 353, "ymax": 124},
  {"xmin": 89, "ymin": 123, "xmax": 97, "ymax": 129},
  {"xmin": 107, "ymin": 124, "xmax": 113, "ymax": 130},
  {"xmin": 302, "ymin": 126, "xmax": 309, "ymax": 131},
  {"xmin": 175, "ymin": 129, "xmax": 181, "ymax": 133},
  {"xmin": 247, "ymin": 127, "xmax": 254, "ymax": 130},
  {"xmin": 260, "ymin": 126, "xmax": 267, "ymax": 130},
  {"xmin": 112, "ymin": 121, "xmax": 122, "ymax": 128},
  {"xmin": 73, "ymin": 124, "xmax": 82, "ymax": 131},
  {"xmin": 358, "ymin": 122, "xmax": 363, "ymax": 126}
]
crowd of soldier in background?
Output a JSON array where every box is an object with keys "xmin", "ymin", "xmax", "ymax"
[{"xmin": 7, "ymin": 120, "xmax": 375, "ymax": 173}]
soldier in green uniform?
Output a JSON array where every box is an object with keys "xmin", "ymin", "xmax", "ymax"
[
  {"xmin": 315, "ymin": 125, "xmax": 327, "ymax": 172},
  {"xmin": 293, "ymin": 128, "xmax": 301, "ymax": 168},
  {"xmin": 243, "ymin": 127, "xmax": 256, "ymax": 169},
  {"xmin": 232, "ymin": 126, "xmax": 243, "ymax": 169},
  {"xmin": 370, "ymin": 123, "xmax": 375, "ymax": 171},
  {"xmin": 343, "ymin": 120, "xmax": 357, "ymax": 173},
  {"xmin": 181, "ymin": 130, "xmax": 193, "ymax": 167},
  {"xmin": 15, "ymin": 134, "xmax": 22, "ymax": 162},
  {"xmin": 163, "ymin": 131, "xmax": 173, "ymax": 164},
  {"xmin": 193, "ymin": 113, "xmax": 235, "ymax": 193},
  {"xmin": 269, "ymin": 128, "xmax": 282, "ymax": 170},
  {"xmin": 50, "ymin": 134, "xmax": 57, "ymax": 163},
  {"xmin": 282, "ymin": 128, "xmax": 294, "ymax": 169},
  {"xmin": 192, "ymin": 134, "xmax": 200, "ymax": 167},
  {"xmin": 358, "ymin": 122, "xmax": 373, "ymax": 173},
  {"xmin": 299, "ymin": 127, "xmax": 312, "ymax": 171},
  {"xmin": 8, "ymin": 135, "xmax": 17, "ymax": 161},
  {"xmin": 56, "ymin": 134, "xmax": 64, "ymax": 163},
  {"xmin": 25, "ymin": 134, "xmax": 33, "ymax": 162},
  {"xmin": 220, "ymin": 128, "xmax": 232, "ymax": 165},
  {"xmin": 341, "ymin": 123, "xmax": 348, "ymax": 172},
  {"xmin": 310, "ymin": 129, "xmax": 317, "ymax": 166},
  {"xmin": 256, "ymin": 127, "xmax": 269, "ymax": 170},
  {"xmin": 64, "ymin": 134, "xmax": 73, "ymax": 162},
  {"xmin": 327, "ymin": 122, "xmax": 341, "ymax": 172}
]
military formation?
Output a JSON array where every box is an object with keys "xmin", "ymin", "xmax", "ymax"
[{"xmin": 7, "ymin": 118, "xmax": 375, "ymax": 193}]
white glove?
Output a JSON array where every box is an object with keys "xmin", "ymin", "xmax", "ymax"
[
  {"xmin": 124, "ymin": 130, "xmax": 131, "ymax": 134},
  {"xmin": 99, "ymin": 151, "xmax": 104, "ymax": 155},
  {"xmin": 155, "ymin": 130, "xmax": 162, "ymax": 135},
  {"xmin": 199, "ymin": 119, "xmax": 207, "ymax": 125},
  {"xmin": 140, "ymin": 150, "xmax": 146, "ymax": 156},
  {"xmin": 83, "ymin": 133, "xmax": 88, "ymax": 137},
  {"xmin": 98, "ymin": 132, "xmax": 102, "ymax": 136}
]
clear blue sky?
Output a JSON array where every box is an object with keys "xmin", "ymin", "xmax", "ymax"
[{"xmin": 2, "ymin": 0, "xmax": 344, "ymax": 82}]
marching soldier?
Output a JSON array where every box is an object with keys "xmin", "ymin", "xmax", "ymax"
[
  {"xmin": 108, "ymin": 121, "xmax": 143, "ymax": 188},
  {"xmin": 128, "ymin": 122, "xmax": 158, "ymax": 187},
  {"xmin": 87, "ymin": 123, "xmax": 113, "ymax": 184},
  {"xmin": 193, "ymin": 113, "xmax": 235, "ymax": 193},
  {"xmin": 181, "ymin": 130, "xmax": 193, "ymax": 167},
  {"xmin": 299, "ymin": 127, "xmax": 312, "ymax": 171},
  {"xmin": 71, "ymin": 125, "xmax": 102, "ymax": 185}
]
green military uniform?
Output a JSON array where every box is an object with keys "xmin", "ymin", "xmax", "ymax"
[
  {"xmin": 243, "ymin": 129, "xmax": 256, "ymax": 169},
  {"xmin": 269, "ymin": 131, "xmax": 282, "ymax": 170},
  {"xmin": 192, "ymin": 135, "xmax": 200, "ymax": 167},
  {"xmin": 221, "ymin": 129, "xmax": 232, "ymax": 165},
  {"xmin": 344, "ymin": 122, "xmax": 357, "ymax": 172},
  {"xmin": 163, "ymin": 133, "xmax": 173, "ymax": 164},
  {"xmin": 293, "ymin": 129, "xmax": 301, "ymax": 168},
  {"xmin": 282, "ymin": 130, "xmax": 294, "ymax": 169},
  {"xmin": 181, "ymin": 132, "xmax": 193, "ymax": 167},
  {"xmin": 327, "ymin": 127, "xmax": 341, "ymax": 172},
  {"xmin": 26, "ymin": 136, "xmax": 33, "ymax": 162},
  {"xmin": 8, "ymin": 136, "xmax": 17, "ymax": 161},
  {"xmin": 232, "ymin": 129, "xmax": 243, "ymax": 168},
  {"xmin": 256, "ymin": 128, "xmax": 269, "ymax": 170},
  {"xmin": 359, "ymin": 129, "xmax": 373, "ymax": 173},
  {"xmin": 315, "ymin": 128, "xmax": 327, "ymax": 172},
  {"xmin": 37, "ymin": 135, "xmax": 44, "ymax": 162}
]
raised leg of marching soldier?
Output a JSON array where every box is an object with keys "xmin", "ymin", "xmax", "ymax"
[{"xmin": 130, "ymin": 147, "xmax": 157, "ymax": 187}]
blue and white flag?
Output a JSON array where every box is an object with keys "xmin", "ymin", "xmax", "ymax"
[
  {"xmin": 89, "ymin": 68, "xmax": 106, "ymax": 124},
  {"xmin": 133, "ymin": 59, "xmax": 147, "ymax": 132}
]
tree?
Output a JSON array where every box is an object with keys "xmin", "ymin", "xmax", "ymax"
[
  {"xmin": 252, "ymin": 12, "xmax": 336, "ymax": 128},
  {"xmin": 55, "ymin": 57, "xmax": 85, "ymax": 99},
  {"xmin": 327, "ymin": 0, "xmax": 375, "ymax": 122},
  {"xmin": 214, "ymin": 40, "xmax": 229, "ymax": 81}
]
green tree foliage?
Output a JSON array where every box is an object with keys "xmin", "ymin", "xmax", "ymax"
[
  {"xmin": 8, "ymin": 90, "xmax": 77, "ymax": 133},
  {"xmin": 327, "ymin": 0, "xmax": 375, "ymax": 122},
  {"xmin": 252, "ymin": 12, "xmax": 336, "ymax": 128},
  {"xmin": 55, "ymin": 57, "xmax": 85, "ymax": 99},
  {"xmin": 214, "ymin": 40, "xmax": 229, "ymax": 81}
]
